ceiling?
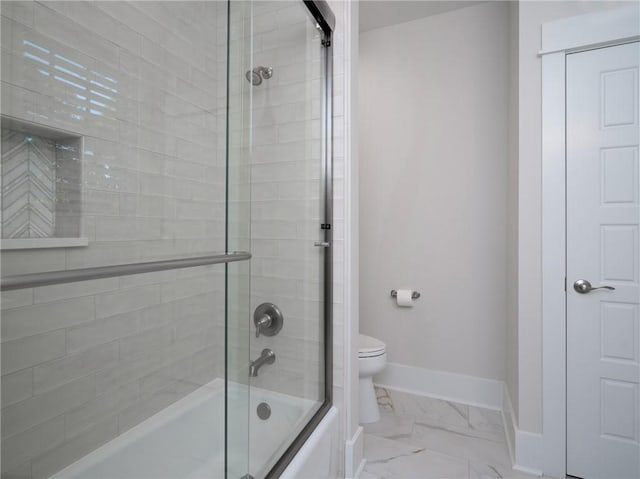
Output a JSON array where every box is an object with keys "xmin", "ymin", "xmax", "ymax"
[{"xmin": 359, "ymin": 1, "xmax": 485, "ymax": 32}]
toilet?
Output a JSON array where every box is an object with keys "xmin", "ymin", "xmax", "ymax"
[{"xmin": 358, "ymin": 334, "xmax": 387, "ymax": 424}]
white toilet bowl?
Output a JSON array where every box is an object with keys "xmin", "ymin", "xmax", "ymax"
[{"xmin": 358, "ymin": 334, "xmax": 387, "ymax": 424}]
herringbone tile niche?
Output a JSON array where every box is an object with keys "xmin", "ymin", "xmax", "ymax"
[{"xmin": 1, "ymin": 119, "xmax": 82, "ymax": 240}]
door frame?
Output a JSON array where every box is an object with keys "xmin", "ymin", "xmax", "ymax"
[{"xmin": 541, "ymin": 5, "xmax": 640, "ymax": 477}]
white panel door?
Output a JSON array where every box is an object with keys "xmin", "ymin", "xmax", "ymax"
[{"xmin": 567, "ymin": 41, "xmax": 640, "ymax": 479}]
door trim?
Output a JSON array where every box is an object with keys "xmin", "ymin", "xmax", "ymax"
[{"xmin": 541, "ymin": 5, "xmax": 640, "ymax": 477}]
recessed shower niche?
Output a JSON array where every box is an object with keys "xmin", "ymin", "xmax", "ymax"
[{"xmin": 0, "ymin": 117, "xmax": 86, "ymax": 249}]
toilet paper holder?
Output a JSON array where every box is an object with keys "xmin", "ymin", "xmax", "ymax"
[{"xmin": 390, "ymin": 290, "xmax": 420, "ymax": 300}]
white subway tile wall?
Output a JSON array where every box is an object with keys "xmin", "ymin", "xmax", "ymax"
[{"xmin": 1, "ymin": 1, "xmax": 227, "ymax": 477}]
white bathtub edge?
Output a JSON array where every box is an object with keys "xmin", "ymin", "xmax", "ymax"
[{"xmin": 280, "ymin": 406, "xmax": 339, "ymax": 479}]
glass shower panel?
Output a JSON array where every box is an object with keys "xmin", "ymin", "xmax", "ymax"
[
  {"xmin": 0, "ymin": 2, "xmax": 236, "ymax": 478},
  {"xmin": 226, "ymin": 1, "xmax": 327, "ymax": 477},
  {"xmin": 226, "ymin": 0, "xmax": 253, "ymax": 477}
]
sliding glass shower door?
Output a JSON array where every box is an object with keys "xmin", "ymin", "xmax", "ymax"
[{"xmin": 226, "ymin": 1, "xmax": 334, "ymax": 477}]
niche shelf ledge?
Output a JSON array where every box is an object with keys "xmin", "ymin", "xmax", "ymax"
[{"xmin": 1, "ymin": 237, "xmax": 89, "ymax": 250}]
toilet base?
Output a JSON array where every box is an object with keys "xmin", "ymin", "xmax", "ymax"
[{"xmin": 359, "ymin": 376, "xmax": 380, "ymax": 424}]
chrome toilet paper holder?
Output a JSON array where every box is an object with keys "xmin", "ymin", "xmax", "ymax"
[{"xmin": 390, "ymin": 290, "xmax": 420, "ymax": 300}]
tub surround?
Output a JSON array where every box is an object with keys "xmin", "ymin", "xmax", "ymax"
[{"xmin": 0, "ymin": 0, "xmax": 357, "ymax": 477}]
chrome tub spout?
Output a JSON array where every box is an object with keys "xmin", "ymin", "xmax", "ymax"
[{"xmin": 249, "ymin": 348, "xmax": 276, "ymax": 377}]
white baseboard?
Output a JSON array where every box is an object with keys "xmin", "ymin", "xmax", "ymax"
[
  {"xmin": 374, "ymin": 362, "xmax": 504, "ymax": 410},
  {"xmin": 514, "ymin": 431, "xmax": 543, "ymax": 476},
  {"xmin": 502, "ymin": 388, "xmax": 544, "ymax": 477},
  {"xmin": 514, "ymin": 463, "xmax": 544, "ymax": 477},
  {"xmin": 345, "ymin": 426, "xmax": 366, "ymax": 479}
]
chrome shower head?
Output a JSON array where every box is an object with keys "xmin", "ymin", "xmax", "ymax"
[{"xmin": 245, "ymin": 66, "xmax": 273, "ymax": 86}]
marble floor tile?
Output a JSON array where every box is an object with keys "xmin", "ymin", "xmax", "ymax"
[
  {"xmin": 377, "ymin": 387, "xmax": 470, "ymax": 431},
  {"xmin": 363, "ymin": 410, "xmax": 415, "ymax": 439},
  {"xmin": 469, "ymin": 460, "xmax": 538, "ymax": 479},
  {"xmin": 404, "ymin": 422, "xmax": 511, "ymax": 467},
  {"xmin": 467, "ymin": 406, "xmax": 505, "ymax": 442},
  {"xmin": 363, "ymin": 388, "xmax": 539, "ymax": 479},
  {"xmin": 359, "ymin": 470, "xmax": 384, "ymax": 479},
  {"xmin": 364, "ymin": 434, "xmax": 469, "ymax": 479},
  {"xmin": 364, "ymin": 433, "xmax": 427, "ymax": 464},
  {"xmin": 375, "ymin": 387, "xmax": 506, "ymax": 443}
]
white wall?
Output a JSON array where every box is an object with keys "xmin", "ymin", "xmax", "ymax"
[
  {"xmin": 515, "ymin": 0, "xmax": 632, "ymax": 434},
  {"xmin": 359, "ymin": 2, "xmax": 509, "ymax": 382}
]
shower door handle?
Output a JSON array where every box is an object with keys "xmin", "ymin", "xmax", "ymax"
[{"xmin": 314, "ymin": 241, "xmax": 330, "ymax": 247}]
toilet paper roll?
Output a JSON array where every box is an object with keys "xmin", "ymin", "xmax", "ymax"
[{"xmin": 396, "ymin": 289, "xmax": 413, "ymax": 307}]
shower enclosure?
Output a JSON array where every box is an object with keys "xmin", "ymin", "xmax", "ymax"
[{"xmin": 0, "ymin": 1, "xmax": 334, "ymax": 478}]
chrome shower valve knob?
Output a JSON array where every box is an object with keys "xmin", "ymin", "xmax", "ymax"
[{"xmin": 254, "ymin": 303, "xmax": 284, "ymax": 338}]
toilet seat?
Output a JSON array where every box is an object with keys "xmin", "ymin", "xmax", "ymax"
[{"xmin": 358, "ymin": 334, "xmax": 386, "ymax": 358}]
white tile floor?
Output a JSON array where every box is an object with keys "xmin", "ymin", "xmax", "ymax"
[{"xmin": 361, "ymin": 387, "xmax": 538, "ymax": 479}]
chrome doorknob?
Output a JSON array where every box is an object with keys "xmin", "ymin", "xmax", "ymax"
[{"xmin": 573, "ymin": 279, "xmax": 615, "ymax": 294}]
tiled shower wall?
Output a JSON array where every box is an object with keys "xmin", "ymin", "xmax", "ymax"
[
  {"xmin": 0, "ymin": 2, "xmax": 228, "ymax": 478},
  {"xmin": 238, "ymin": 1, "xmax": 327, "ymax": 402}
]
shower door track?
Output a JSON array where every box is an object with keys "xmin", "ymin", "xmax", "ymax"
[{"xmin": 0, "ymin": 251, "xmax": 251, "ymax": 291}]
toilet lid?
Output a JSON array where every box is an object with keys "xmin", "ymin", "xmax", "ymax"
[{"xmin": 359, "ymin": 334, "xmax": 386, "ymax": 358}]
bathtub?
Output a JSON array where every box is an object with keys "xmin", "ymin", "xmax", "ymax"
[{"xmin": 51, "ymin": 379, "xmax": 324, "ymax": 479}]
